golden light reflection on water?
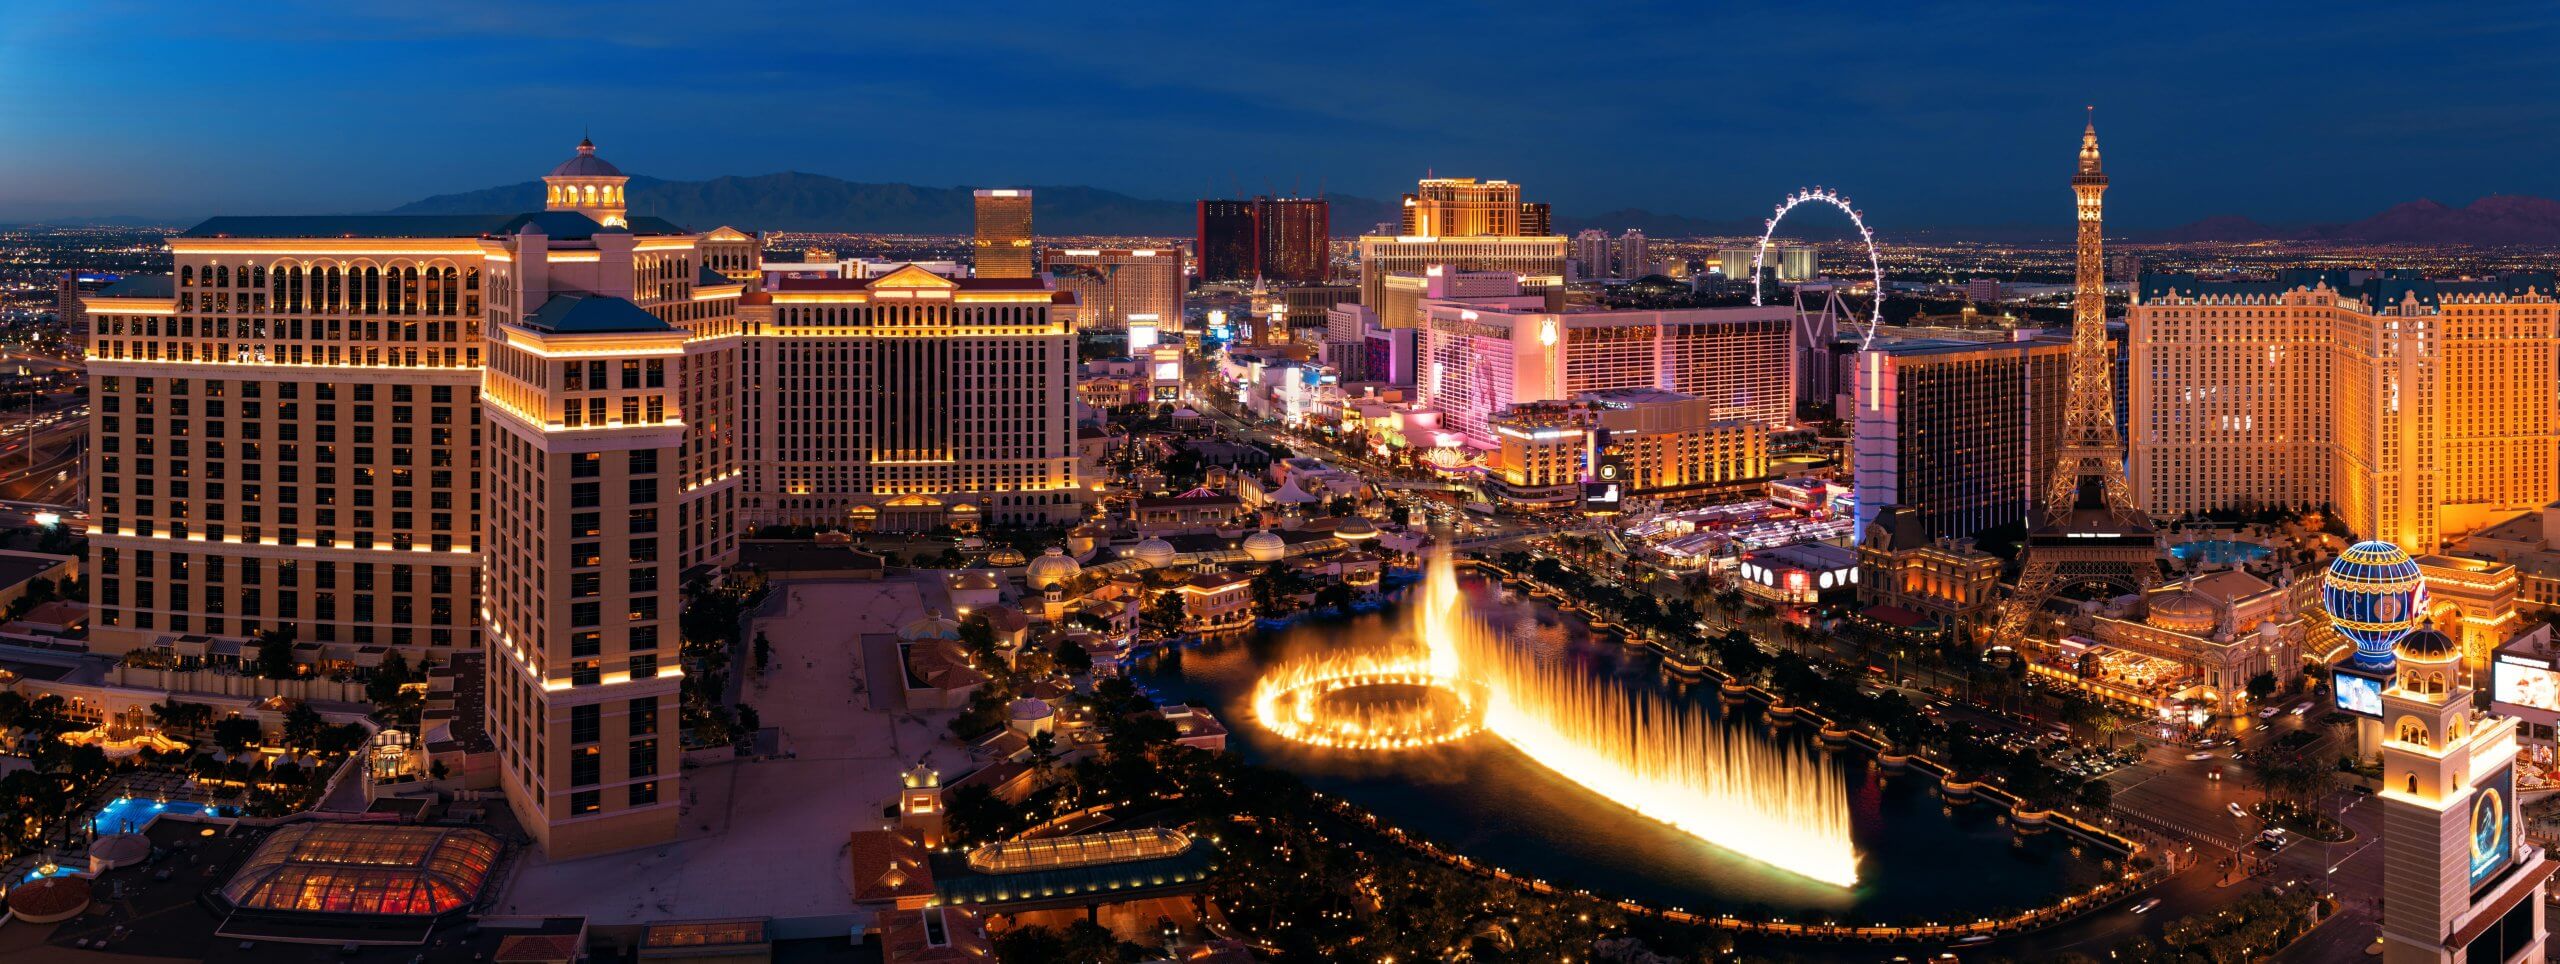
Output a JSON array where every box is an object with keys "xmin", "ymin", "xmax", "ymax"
[{"xmin": 1250, "ymin": 555, "xmax": 1860, "ymax": 887}]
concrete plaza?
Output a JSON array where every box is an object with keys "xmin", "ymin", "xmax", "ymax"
[{"xmin": 500, "ymin": 577, "xmax": 979, "ymax": 925}]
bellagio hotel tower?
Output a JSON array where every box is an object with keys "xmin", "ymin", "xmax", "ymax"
[{"xmin": 78, "ymin": 139, "xmax": 1081, "ymax": 858}]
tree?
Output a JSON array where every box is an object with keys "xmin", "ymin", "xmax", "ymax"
[
  {"xmin": 2245, "ymin": 670, "xmax": 2278, "ymax": 705},
  {"xmin": 753, "ymin": 630, "xmax": 773, "ymax": 674},
  {"xmin": 2076, "ymin": 777, "xmax": 2115, "ymax": 811},
  {"xmin": 1053, "ymin": 638, "xmax": 1094, "ymax": 677},
  {"xmin": 282, "ymin": 703, "xmax": 325, "ymax": 748},
  {"xmin": 365, "ymin": 651, "xmax": 415, "ymax": 707},
  {"xmin": 1143, "ymin": 592, "xmax": 1187, "ymax": 636},
  {"xmin": 734, "ymin": 702, "xmax": 761, "ymax": 734},
  {"xmin": 253, "ymin": 630, "xmax": 299, "ymax": 680},
  {"xmin": 212, "ymin": 717, "xmax": 264, "ymax": 754}
]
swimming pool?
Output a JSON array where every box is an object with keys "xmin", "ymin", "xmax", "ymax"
[
  {"xmin": 2168, "ymin": 539, "xmax": 2270, "ymax": 566},
  {"xmin": 90, "ymin": 796, "xmax": 232, "ymax": 836}
]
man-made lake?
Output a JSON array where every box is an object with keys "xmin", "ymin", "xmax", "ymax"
[{"xmin": 1133, "ymin": 592, "xmax": 2116, "ymax": 924}]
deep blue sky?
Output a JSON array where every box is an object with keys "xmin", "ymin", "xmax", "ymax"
[{"xmin": 5, "ymin": 1, "xmax": 2555, "ymax": 229}]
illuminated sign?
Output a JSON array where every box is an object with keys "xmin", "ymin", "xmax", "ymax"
[
  {"xmin": 1581, "ymin": 481, "xmax": 1621, "ymax": 513},
  {"xmin": 2334, "ymin": 671, "xmax": 2384, "ymax": 717},
  {"xmin": 1129, "ymin": 326, "xmax": 1160, "ymax": 351},
  {"xmin": 2471, "ymin": 764, "xmax": 2515, "ymax": 892},
  {"xmin": 1152, "ymin": 361, "xmax": 1182, "ymax": 382},
  {"xmin": 2493, "ymin": 655, "xmax": 2560, "ymax": 713}
]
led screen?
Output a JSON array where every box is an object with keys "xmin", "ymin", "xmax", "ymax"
[
  {"xmin": 2334, "ymin": 672, "xmax": 2384, "ymax": 717},
  {"xmin": 2471, "ymin": 765, "xmax": 2514, "ymax": 892},
  {"xmin": 2493, "ymin": 657, "xmax": 2560, "ymax": 713}
]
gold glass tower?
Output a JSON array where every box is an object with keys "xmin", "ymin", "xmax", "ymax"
[{"xmin": 972, "ymin": 189, "xmax": 1035, "ymax": 279}]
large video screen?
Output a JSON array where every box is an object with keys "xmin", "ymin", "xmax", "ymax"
[
  {"xmin": 2335, "ymin": 672, "xmax": 2384, "ymax": 717},
  {"xmin": 2471, "ymin": 763, "xmax": 2515, "ymax": 893},
  {"xmin": 2493, "ymin": 655, "xmax": 2560, "ymax": 712}
]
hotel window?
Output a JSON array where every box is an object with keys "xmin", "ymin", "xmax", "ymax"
[
  {"xmin": 628, "ymin": 781, "xmax": 657, "ymax": 807},
  {"xmin": 570, "ymin": 789, "xmax": 600, "ymax": 816}
]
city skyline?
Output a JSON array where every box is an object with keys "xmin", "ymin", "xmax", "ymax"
[{"xmin": 7, "ymin": 2, "xmax": 2560, "ymax": 230}]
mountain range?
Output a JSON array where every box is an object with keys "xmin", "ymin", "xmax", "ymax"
[
  {"xmin": 2144, "ymin": 195, "xmax": 2560, "ymax": 246},
  {"xmin": 384, "ymin": 172, "xmax": 1798, "ymax": 239}
]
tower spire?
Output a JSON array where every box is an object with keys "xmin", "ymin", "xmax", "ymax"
[{"xmin": 1991, "ymin": 115, "xmax": 2157, "ymax": 649}]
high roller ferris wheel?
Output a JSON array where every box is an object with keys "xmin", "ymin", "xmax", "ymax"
[{"xmin": 1750, "ymin": 187, "xmax": 1887, "ymax": 348}]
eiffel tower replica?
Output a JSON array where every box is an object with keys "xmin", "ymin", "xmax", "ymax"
[{"xmin": 1994, "ymin": 114, "xmax": 2160, "ymax": 645}]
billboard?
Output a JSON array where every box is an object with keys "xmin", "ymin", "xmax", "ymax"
[
  {"xmin": 2470, "ymin": 762, "xmax": 2516, "ymax": 893},
  {"xmin": 1582, "ymin": 458, "xmax": 1625, "ymax": 515},
  {"xmin": 2334, "ymin": 671, "xmax": 2384, "ymax": 717},
  {"xmin": 2493, "ymin": 653, "xmax": 2560, "ymax": 713}
]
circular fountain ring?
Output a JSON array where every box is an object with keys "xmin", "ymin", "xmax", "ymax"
[{"xmin": 1253, "ymin": 664, "xmax": 1488, "ymax": 751}]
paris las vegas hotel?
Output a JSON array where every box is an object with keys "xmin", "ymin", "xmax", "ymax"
[{"xmin": 77, "ymin": 140, "xmax": 1083, "ymax": 857}]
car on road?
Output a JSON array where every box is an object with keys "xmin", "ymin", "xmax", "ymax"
[
  {"xmin": 2258, "ymin": 705, "xmax": 2282, "ymax": 719},
  {"xmin": 2185, "ymin": 751, "xmax": 2215, "ymax": 761},
  {"xmin": 2131, "ymin": 897, "xmax": 2162, "ymax": 914},
  {"xmin": 2291, "ymin": 701, "xmax": 2313, "ymax": 716},
  {"xmin": 2229, "ymin": 802, "xmax": 2248, "ymax": 819}
]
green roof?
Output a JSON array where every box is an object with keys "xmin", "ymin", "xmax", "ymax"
[{"xmin": 520, "ymin": 293, "xmax": 674, "ymax": 335}]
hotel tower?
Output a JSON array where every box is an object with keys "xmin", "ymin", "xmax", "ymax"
[
  {"xmin": 79, "ymin": 138, "xmax": 1080, "ymax": 858},
  {"xmin": 2128, "ymin": 271, "xmax": 2560, "ymax": 551}
]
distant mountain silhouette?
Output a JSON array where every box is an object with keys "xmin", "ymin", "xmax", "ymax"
[
  {"xmin": 389, "ymin": 173, "xmax": 1416, "ymax": 237},
  {"xmin": 2147, "ymin": 195, "xmax": 2560, "ymax": 246},
  {"xmin": 386, "ymin": 171, "xmax": 1820, "ymax": 239}
]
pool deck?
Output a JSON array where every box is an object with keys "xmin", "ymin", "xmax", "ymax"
[{"xmin": 497, "ymin": 576, "xmax": 980, "ymax": 925}]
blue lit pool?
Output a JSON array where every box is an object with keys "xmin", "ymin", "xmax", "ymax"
[
  {"xmin": 2168, "ymin": 539, "xmax": 2270, "ymax": 566},
  {"xmin": 90, "ymin": 796, "xmax": 232, "ymax": 836}
]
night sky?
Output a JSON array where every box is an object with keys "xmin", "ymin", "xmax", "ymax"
[{"xmin": 5, "ymin": 1, "xmax": 2555, "ymax": 229}]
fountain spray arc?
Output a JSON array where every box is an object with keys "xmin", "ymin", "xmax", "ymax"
[{"xmin": 1253, "ymin": 554, "xmax": 1860, "ymax": 887}]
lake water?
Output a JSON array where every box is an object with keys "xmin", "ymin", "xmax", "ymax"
[{"xmin": 1132, "ymin": 587, "xmax": 2116, "ymax": 925}]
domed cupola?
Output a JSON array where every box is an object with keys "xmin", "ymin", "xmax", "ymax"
[
  {"xmin": 543, "ymin": 136, "xmax": 631, "ymax": 227},
  {"xmin": 1024, "ymin": 547, "xmax": 1082, "ymax": 591},
  {"xmin": 1242, "ymin": 529, "xmax": 1288, "ymax": 563},
  {"xmin": 2396, "ymin": 617, "xmax": 2457, "ymax": 664}
]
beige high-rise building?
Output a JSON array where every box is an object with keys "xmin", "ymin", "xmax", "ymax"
[
  {"xmin": 2128, "ymin": 271, "xmax": 2560, "ymax": 552},
  {"xmin": 1359, "ymin": 177, "xmax": 1567, "ymax": 322},
  {"xmin": 82, "ymin": 138, "xmax": 750, "ymax": 859},
  {"xmin": 1043, "ymin": 246, "xmax": 1183, "ymax": 332},
  {"xmin": 737, "ymin": 266, "xmax": 1083, "ymax": 532},
  {"xmin": 972, "ymin": 189, "xmax": 1035, "ymax": 279}
]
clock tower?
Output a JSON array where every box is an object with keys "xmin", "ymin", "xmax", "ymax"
[{"xmin": 2377, "ymin": 620, "xmax": 2551, "ymax": 963}]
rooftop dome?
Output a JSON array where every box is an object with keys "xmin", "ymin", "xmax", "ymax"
[
  {"xmin": 1024, "ymin": 547, "xmax": 1082, "ymax": 590},
  {"xmin": 219, "ymin": 823, "xmax": 499, "ymax": 918},
  {"xmin": 1242, "ymin": 529, "xmax": 1288, "ymax": 563},
  {"xmin": 987, "ymin": 546, "xmax": 1028, "ymax": 567},
  {"xmin": 1007, "ymin": 698, "xmax": 1054, "ymax": 722},
  {"xmin": 2397, "ymin": 617, "xmax": 2458, "ymax": 662},
  {"xmin": 950, "ymin": 570, "xmax": 1000, "ymax": 592},
  {"xmin": 899, "ymin": 610, "xmax": 962, "ymax": 641},
  {"xmin": 2146, "ymin": 590, "xmax": 2216, "ymax": 634},
  {"xmin": 1131, "ymin": 538, "xmax": 1178, "ymax": 568},
  {"xmin": 1334, "ymin": 516, "xmax": 1378, "ymax": 540},
  {"xmin": 7, "ymin": 874, "xmax": 91, "ymax": 924},
  {"xmin": 548, "ymin": 136, "xmax": 624, "ymax": 178}
]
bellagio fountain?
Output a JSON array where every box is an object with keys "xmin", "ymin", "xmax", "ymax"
[{"xmin": 1250, "ymin": 554, "xmax": 1859, "ymax": 887}]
